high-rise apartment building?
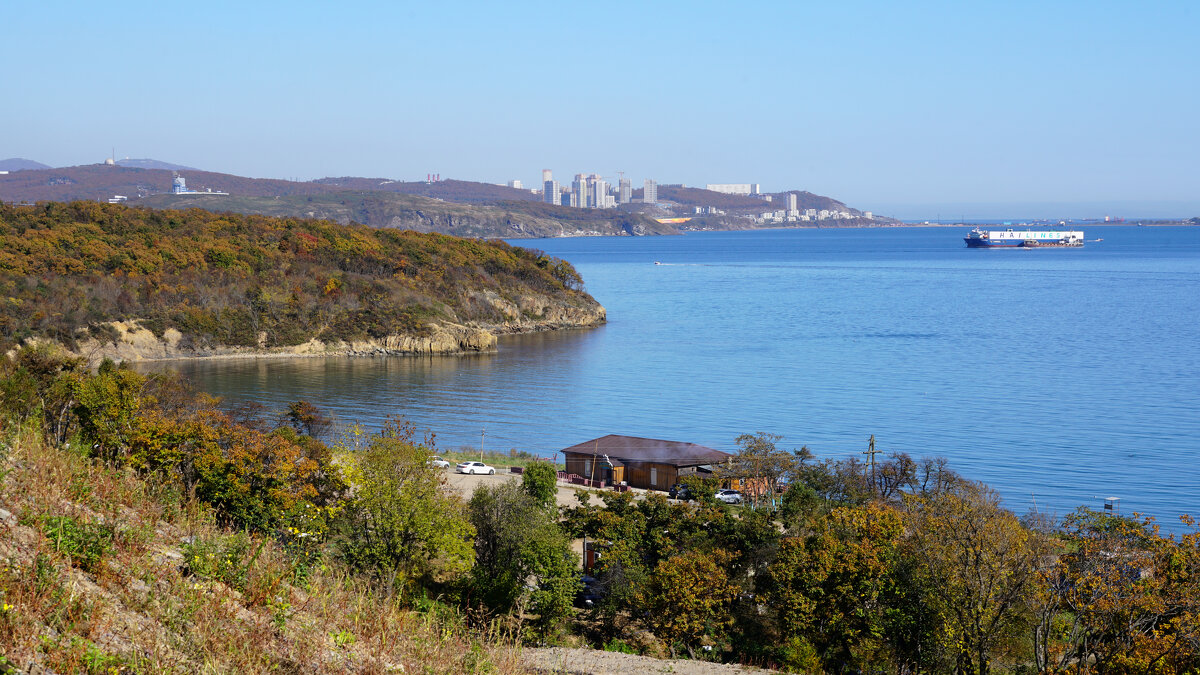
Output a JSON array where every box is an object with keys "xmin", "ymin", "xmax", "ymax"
[
  {"xmin": 644, "ymin": 179, "xmax": 657, "ymax": 205},
  {"xmin": 507, "ymin": 179, "xmax": 523, "ymax": 190},
  {"xmin": 618, "ymin": 177, "xmax": 631, "ymax": 204},
  {"xmin": 592, "ymin": 178, "xmax": 608, "ymax": 208},
  {"xmin": 786, "ymin": 193, "xmax": 797, "ymax": 212},
  {"xmin": 706, "ymin": 183, "xmax": 761, "ymax": 196},
  {"xmin": 572, "ymin": 174, "xmax": 587, "ymax": 208},
  {"xmin": 543, "ymin": 179, "xmax": 560, "ymax": 205}
]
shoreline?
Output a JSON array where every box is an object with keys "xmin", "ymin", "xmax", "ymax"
[
  {"xmin": 524, "ymin": 220, "xmax": 1197, "ymax": 240},
  {"xmin": 45, "ymin": 317, "xmax": 604, "ymax": 367}
]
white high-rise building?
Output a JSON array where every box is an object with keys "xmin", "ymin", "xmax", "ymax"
[
  {"xmin": 572, "ymin": 174, "xmax": 587, "ymax": 208},
  {"xmin": 543, "ymin": 179, "xmax": 560, "ymax": 205},
  {"xmin": 593, "ymin": 178, "xmax": 608, "ymax": 208},
  {"xmin": 786, "ymin": 193, "xmax": 797, "ymax": 212},
  {"xmin": 706, "ymin": 183, "xmax": 760, "ymax": 196},
  {"xmin": 644, "ymin": 179, "xmax": 657, "ymax": 205},
  {"xmin": 542, "ymin": 169, "xmax": 553, "ymax": 183},
  {"xmin": 507, "ymin": 179, "xmax": 523, "ymax": 190}
]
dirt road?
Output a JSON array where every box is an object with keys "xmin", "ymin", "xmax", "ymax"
[
  {"xmin": 524, "ymin": 647, "xmax": 775, "ymax": 674},
  {"xmin": 442, "ymin": 467, "xmax": 596, "ymax": 510}
]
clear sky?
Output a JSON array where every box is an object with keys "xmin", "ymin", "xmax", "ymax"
[{"xmin": 4, "ymin": 1, "xmax": 1197, "ymax": 218}]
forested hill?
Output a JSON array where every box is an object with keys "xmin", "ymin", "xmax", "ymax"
[
  {"xmin": 0, "ymin": 201, "xmax": 605, "ymax": 359},
  {"xmin": 0, "ymin": 165, "xmax": 673, "ymax": 238},
  {"xmin": 136, "ymin": 191, "xmax": 676, "ymax": 238},
  {"xmin": 0, "ymin": 164, "xmax": 535, "ymax": 205}
]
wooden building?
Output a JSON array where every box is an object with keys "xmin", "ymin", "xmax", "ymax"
[{"xmin": 561, "ymin": 434, "xmax": 732, "ymax": 491}]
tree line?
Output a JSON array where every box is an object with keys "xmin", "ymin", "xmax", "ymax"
[{"xmin": 1, "ymin": 348, "xmax": 1197, "ymax": 673}]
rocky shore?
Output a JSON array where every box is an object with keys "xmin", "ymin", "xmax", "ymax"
[{"xmin": 47, "ymin": 290, "xmax": 606, "ymax": 365}]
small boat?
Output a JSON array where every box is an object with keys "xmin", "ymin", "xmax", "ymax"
[{"xmin": 654, "ymin": 261, "xmax": 662, "ymax": 265}]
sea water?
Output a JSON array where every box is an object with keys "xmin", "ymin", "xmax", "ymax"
[{"xmin": 158, "ymin": 226, "xmax": 1200, "ymax": 527}]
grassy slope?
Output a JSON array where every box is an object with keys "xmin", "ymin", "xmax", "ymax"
[{"xmin": 0, "ymin": 427, "xmax": 526, "ymax": 674}]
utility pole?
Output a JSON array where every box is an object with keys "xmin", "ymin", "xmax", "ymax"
[{"xmin": 862, "ymin": 435, "xmax": 880, "ymax": 487}]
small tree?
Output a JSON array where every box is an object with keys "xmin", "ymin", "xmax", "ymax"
[
  {"xmin": 521, "ymin": 460, "xmax": 558, "ymax": 508},
  {"xmin": 73, "ymin": 359, "xmax": 143, "ymax": 463},
  {"xmin": 767, "ymin": 502, "xmax": 903, "ymax": 670},
  {"xmin": 721, "ymin": 432, "xmax": 800, "ymax": 510},
  {"xmin": 469, "ymin": 482, "xmax": 578, "ymax": 640},
  {"xmin": 680, "ymin": 473, "xmax": 718, "ymax": 503},
  {"xmin": 337, "ymin": 420, "xmax": 474, "ymax": 595},
  {"xmin": 285, "ymin": 400, "xmax": 332, "ymax": 438},
  {"xmin": 633, "ymin": 548, "xmax": 738, "ymax": 655},
  {"xmin": 903, "ymin": 483, "xmax": 1048, "ymax": 675}
]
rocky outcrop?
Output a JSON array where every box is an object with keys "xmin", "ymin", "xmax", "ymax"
[
  {"xmin": 51, "ymin": 291, "xmax": 605, "ymax": 365},
  {"xmin": 60, "ymin": 321, "xmax": 499, "ymax": 365},
  {"xmin": 464, "ymin": 290, "xmax": 607, "ymax": 333}
]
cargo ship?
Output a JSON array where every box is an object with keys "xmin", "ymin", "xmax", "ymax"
[{"xmin": 964, "ymin": 227, "xmax": 1084, "ymax": 248}]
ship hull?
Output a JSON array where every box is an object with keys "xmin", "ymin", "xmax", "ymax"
[{"xmin": 964, "ymin": 239, "xmax": 1083, "ymax": 248}]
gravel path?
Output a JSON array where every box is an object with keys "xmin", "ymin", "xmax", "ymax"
[
  {"xmin": 524, "ymin": 647, "xmax": 775, "ymax": 675},
  {"xmin": 442, "ymin": 467, "xmax": 601, "ymax": 510}
]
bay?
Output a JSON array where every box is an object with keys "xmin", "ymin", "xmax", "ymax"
[{"xmin": 157, "ymin": 226, "xmax": 1200, "ymax": 527}]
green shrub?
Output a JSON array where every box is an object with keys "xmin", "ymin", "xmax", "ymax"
[
  {"xmin": 521, "ymin": 461, "xmax": 558, "ymax": 508},
  {"xmin": 336, "ymin": 419, "xmax": 474, "ymax": 594},
  {"xmin": 183, "ymin": 533, "xmax": 249, "ymax": 589},
  {"xmin": 603, "ymin": 638, "xmax": 636, "ymax": 654},
  {"xmin": 41, "ymin": 516, "xmax": 116, "ymax": 574}
]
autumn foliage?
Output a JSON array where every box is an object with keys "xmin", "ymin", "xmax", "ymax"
[{"xmin": 0, "ymin": 200, "xmax": 590, "ymax": 352}]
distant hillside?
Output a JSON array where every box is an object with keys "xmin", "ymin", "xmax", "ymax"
[
  {"xmin": 0, "ymin": 164, "xmax": 328, "ymax": 202},
  {"xmin": 115, "ymin": 157, "xmax": 198, "ymax": 171},
  {"xmin": 313, "ymin": 177, "xmax": 537, "ymax": 204},
  {"xmin": 768, "ymin": 189, "xmax": 864, "ymax": 215},
  {"xmin": 635, "ymin": 185, "xmax": 862, "ymax": 217},
  {"xmin": 135, "ymin": 191, "xmax": 676, "ymax": 238},
  {"xmin": 0, "ymin": 165, "xmax": 536, "ymax": 206},
  {"xmin": 0, "ymin": 201, "xmax": 606, "ymax": 359},
  {"xmin": 0, "ymin": 163, "xmax": 891, "ymax": 233},
  {"xmin": 0, "ymin": 158, "xmax": 51, "ymax": 172}
]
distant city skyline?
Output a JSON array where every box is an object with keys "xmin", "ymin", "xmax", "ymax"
[{"xmin": 2, "ymin": 1, "xmax": 1197, "ymax": 219}]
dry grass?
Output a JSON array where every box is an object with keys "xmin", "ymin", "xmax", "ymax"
[{"xmin": 0, "ymin": 424, "xmax": 527, "ymax": 674}]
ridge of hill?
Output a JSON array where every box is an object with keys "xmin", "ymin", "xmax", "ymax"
[
  {"xmin": 0, "ymin": 163, "xmax": 892, "ymax": 232},
  {"xmin": 0, "ymin": 201, "xmax": 606, "ymax": 361},
  {"xmin": 0, "ymin": 158, "xmax": 51, "ymax": 172},
  {"xmin": 135, "ymin": 191, "xmax": 675, "ymax": 238},
  {"xmin": 115, "ymin": 158, "xmax": 199, "ymax": 171},
  {"xmin": 313, "ymin": 176, "xmax": 536, "ymax": 204},
  {"xmin": 637, "ymin": 185, "xmax": 863, "ymax": 217},
  {"xmin": 0, "ymin": 165, "xmax": 542, "ymax": 206}
]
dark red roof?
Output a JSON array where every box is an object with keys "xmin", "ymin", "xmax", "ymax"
[{"xmin": 561, "ymin": 434, "xmax": 731, "ymax": 467}]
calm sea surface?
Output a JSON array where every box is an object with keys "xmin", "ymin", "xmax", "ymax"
[{"xmin": 156, "ymin": 226, "xmax": 1200, "ymax": 526}]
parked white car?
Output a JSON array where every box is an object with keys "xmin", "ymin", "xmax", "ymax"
[
  {"xmin": 456, "ymin": 461, "xmax": 495, "ymax": 475},
  {"xmin": 715, "ymin": 489, "xmax": 743, "ymax": 504},
  {"xmin": 428, "ymin": 456, "xmax": 451, "ymax": 469}
]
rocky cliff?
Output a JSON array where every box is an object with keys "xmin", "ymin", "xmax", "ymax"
[{"xmin": 56, "ymin": 288, "xmax": 606, "ymax": 365}]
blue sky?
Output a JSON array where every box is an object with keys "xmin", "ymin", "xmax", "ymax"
[{"xmin": 4, "ymin": 1, "xmax": 1197, "ymax": 218}]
